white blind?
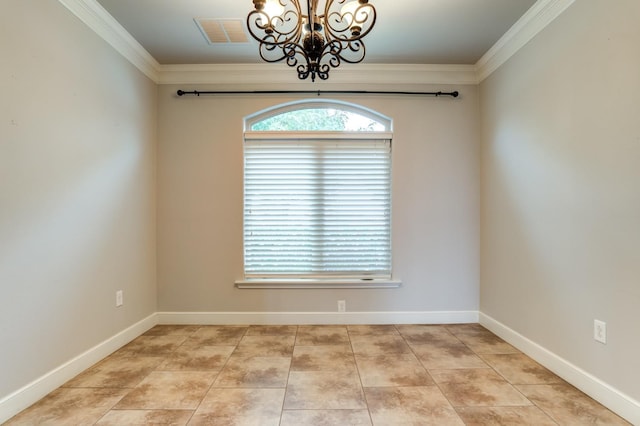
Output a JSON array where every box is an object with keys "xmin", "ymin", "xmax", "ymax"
[{"xmin": 243, "ymin": 137, "xmax": 391, "ymax": 278}]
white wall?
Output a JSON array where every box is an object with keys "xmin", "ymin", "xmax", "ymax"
[
  {"xmin": 157, "ymin": 85, "xmax": 480, "ymax": 314},
  {"xmin": 480, "ymin": 0, "xmax": 640, "ymax": 402},
  {"xmin": 0, "ymin": 0, "xmax": 157, "ymax": 401}
]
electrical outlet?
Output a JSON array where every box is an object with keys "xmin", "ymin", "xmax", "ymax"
[
  {"xmin": 116, "ymin": 290, "xmax": 124, "ymax": 307},
  {"xmin": 337, "ymin": 300, "xmax": 346, "ymax": 312},
  {"xmin": 594, "ymin": 319, "xmax": 606, "ymax": 344}
]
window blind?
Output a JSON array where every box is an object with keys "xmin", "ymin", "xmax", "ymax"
[{"xmin": 243, "ymin": 137, "xmax": 391, "ymax": 278}]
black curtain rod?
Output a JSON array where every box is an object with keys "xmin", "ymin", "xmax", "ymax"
[{"xmin": 176, "ymin": 89, "xmax": 459, "ymax": 98}]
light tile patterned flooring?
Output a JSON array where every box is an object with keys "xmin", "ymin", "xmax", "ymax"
[{"xmin": 6, "ymin": 324, "xmax": 630, "ymax": 425}]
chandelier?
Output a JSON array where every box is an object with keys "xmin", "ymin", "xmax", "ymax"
[{"xmin": 247, "ymin": 0, "xmax": 377, "ymax": 82}]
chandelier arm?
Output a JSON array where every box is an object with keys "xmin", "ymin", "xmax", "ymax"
[
  {"xmin": 280, "ymin": 41, "xmax": 315, "ymax": 80},
  {"xmin": 296, "ymin": 64, "xmax": 310, "ymax": 80},
  {"xmin": 316, "ymin": 62, "xmax": 330, "ymax": 80},
  {"xmin": 334, "ymin": 40, "xmax": 366, "ymax": 64},
  {"xmin": 324, "ymin": 2, "xmax": 376, "ymax": 42},
  {"xmin": 258, "ymin": 42, "xmax": 289, "ymax": 63},
  {"xmin": 246, "ymin": 4, "xmax": 303, "ymax": 47},
  {"xmin": 314, "ymin": 39, "xmax": 365, "ymax": 66},
  {"xmin": 284, "ymin": 42, "xmax": 306, "ymax": 65}
]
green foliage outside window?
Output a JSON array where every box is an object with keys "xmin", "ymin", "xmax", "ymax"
[{"xmin": 251, "ymin": 108, "xmax": 384, "ymax": 131}]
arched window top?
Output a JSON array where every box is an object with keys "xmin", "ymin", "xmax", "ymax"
[{"xmin": 245, "ymin": 100, "xmax": 392, "ymax": 132}]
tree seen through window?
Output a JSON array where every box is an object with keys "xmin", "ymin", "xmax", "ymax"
[{"xmin": 250, "ymin": 108, "xmax": 385, "ymax": 131}]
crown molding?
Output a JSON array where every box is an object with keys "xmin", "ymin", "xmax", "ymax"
[
  {"xmin": 157, "ymin": 63, "xmax": 478, "ymax": 86},
  {"xmin": 475, "ymin": 0, "xmax": 576, "ymax": 82},
  {"xmin": 58, "ymin": 0, "xmax": 160, "ymax": 82},
  {"xmin": 58, "ymin": 0, "xmax": 575, "ymax": 86}
]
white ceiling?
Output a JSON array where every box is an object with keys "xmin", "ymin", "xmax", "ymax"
[{"xmin": 95, "ymin": 0, "xmax": 537, "ymax": 66}]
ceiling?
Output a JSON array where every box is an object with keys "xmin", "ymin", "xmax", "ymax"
[{"xmin": 95, "ymin": 0, "xmax": 537, "ymax": 66}]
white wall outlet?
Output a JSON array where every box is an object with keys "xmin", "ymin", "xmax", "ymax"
[
  {"xmin": 594, "ymin": 319, "xmax": 606, "ymax": 344},
  {"xmin": 337, "ymin": 300, "xmax": 346, "ymax": 312},
  {"xmin": 116, "ymin": 290, "xmax": 123, "ymax": 307}
]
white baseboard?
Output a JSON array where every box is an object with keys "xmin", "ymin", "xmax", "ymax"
[
  {"xmin": 156, "ymin": 310, "xmax": 479, "ymax": 325},
  {"xmin": 0, "ymin": 313, "xmax": 158, "ymax": 424},
  {"xmin": 479, "ymin": 313, "xmax": 640, "ymax": 425}
]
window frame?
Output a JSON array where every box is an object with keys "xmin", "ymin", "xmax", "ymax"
[{"xmin": 237, "ymin": 100, "xmax": 401, "ymax": 289}]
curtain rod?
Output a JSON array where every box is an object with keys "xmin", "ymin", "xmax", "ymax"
[{"xmin": 176, "ymin": 89, "xmax": 459, "ymax": 98}]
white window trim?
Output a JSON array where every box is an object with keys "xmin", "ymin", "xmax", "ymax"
[
  {"xmin": 241, "ymin": 100, "xmax": 398, "ymax": 288},
  {"xmin": 235, "ymin": 278, "xmax": 402, "ymax": 289},
  {"xmin": 245, "ymin": 131, "xmax": 394, "ymax": 140}
]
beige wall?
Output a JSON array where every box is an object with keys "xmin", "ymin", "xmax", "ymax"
[
  {"xmin": 157, "ymin": 86, "xmax": 480, "ymax": 313},
  {"xmin": 480, "ymin": 0, "xmax": 640, "ymax": 401},
  {"xmin": 0, "ymin": 0, "xmax": 157, "ymax": 398}
]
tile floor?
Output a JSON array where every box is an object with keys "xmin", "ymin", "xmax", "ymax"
[{"xmin": 5, "ymin": 324, "xmax": 630, "ymax": 425}]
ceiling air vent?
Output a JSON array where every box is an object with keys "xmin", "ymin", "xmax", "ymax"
[{"xmin": 195, "ymin": 19, "xmax": 248, "ymax": 44}]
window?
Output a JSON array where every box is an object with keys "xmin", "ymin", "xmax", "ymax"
[{"xmin": 240, "ymin": 100, "xmax": 395, "ymax": 287}]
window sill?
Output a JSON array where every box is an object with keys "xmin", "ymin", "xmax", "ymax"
[{"xmin": 235, "ymin": 278, "xmax": 402, "ymax": 289}]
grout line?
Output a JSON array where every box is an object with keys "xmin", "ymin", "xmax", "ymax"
[
  {"xmin": 182, "ymin": 325, "xmax": 208, "ymax": 425},
  {"xmin": 348, "ymin": 326, "xmax": 372, "ymax": 424},
  {"xmin": 279, "ymin": 325, "xmax": 297, "ymax": 425}
]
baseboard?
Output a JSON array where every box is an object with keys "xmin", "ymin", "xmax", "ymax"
[
  {"xmin": 479, "ymin": 313, "xmax": 640, "ymax": 425},
  {"xmin": 156, "ymin": 310, "xmax": 479, "ymax": 325},
  {"xmin": 0, "ymin": 313, "xmax": 158, "ymax": 424}
]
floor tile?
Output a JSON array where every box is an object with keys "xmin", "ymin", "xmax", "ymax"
[
  {"xmin": 455, "ymin": 406, "xmax": 557, "ymax": 425},
  {"xmin": 188, "ymin": 388, "xmax": 284, "ymax": 425},
  {"xmin": 280, "ymin": 409, "xmax": 372, "ymax": 425},
  {"xmin": 452, "ymin": 331, "xmax": 519, "ymax": 354},
  {"xmin": 517, "ymin": 383, "xmax": 631, "ymax": 425},
  {"xmin": 445, "ymin": 323, "xmax": 490, "ymax": 336},
  {"xmin": 350, "ymin": 334, "xmax": 411, "ymax": 355},
  {"xmin": 115, "ymin": 371, "xmax": 215, "ymax": 410},
  {"xmin": 412, "ymin": 343, "xmax": 488, "ymax": 370},
  {"xmin": 115, "ymin": 335, "xmax": 187, "ymax": 356},
  {"xmin": 158, "ymin": 345, "xmax": 235, "ymax": 371},
  {"xmin": 245, "ymin": 325, "xmax": 298, "ymax": 336},
  {"xmin": 396, "ymin": 324, "xmax": 462, "ymax": 346},
  {"xmin": 365, "ymin": 386, "xmax": 464, "ymax": 425},
  {"xmin": 143, "ymin": 324, "xmax": 201, "ymax": 336},
  {"xmin": 296, "ymin": 325, "xmax": 350, "ymax": 345},
  {"xmin": 96, "ymin": 409, "xmax": 193, "ymax": 425},
  {"xmin": 430, "ymin": 368, "xmax": 532, "ymax": 407},
  {"xmin": 291, "ymin": 345, "xmax": 356, "ymax": 371},
  {"xmin": 214, "ymin": 355, "xmax": 291, "ymax": 387},
  {"xmin": 481, "ymin": 353, "xmax": 564, "ymax": 384},
  {"xmin": 5, "ymin": 388, "xmax": 127, "ymax": 425},
  {"xmin": 64, "ymin": 355, "xmax": 164, "ymax": 388},
  {"xmin": 233, "ymin": 335, "xmax": 295, "ymax": 357},
  {"xmin": 355, "ymin": 353, "xmax": 434, "ymax": 387},
  {"xmin": 347, "ymin": 325, "xmax": 399, "ymax": 335},
  {"xmin": 183, "ymin": 325, "xmax": 248, "ymax": 346},
  {"xmin": 284, "ymin": 370, "xmax": 367, "ymax": 410}
]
